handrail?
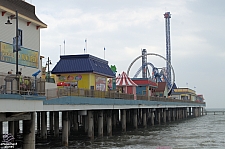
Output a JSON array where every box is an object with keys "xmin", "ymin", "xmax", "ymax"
[{"xmin": 45, "ymin": 88, "xmax": 205, "ymax": 104}]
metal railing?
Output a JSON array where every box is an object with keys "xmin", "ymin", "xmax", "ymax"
[
  {"xmin": 45, "ymin": 87, "xmax": 205, "ymax": 104},
  {"xmin": 0, "ymin": 72, "xmax": 205, "ymax": 104},
  {"xmin": 46, "ymin": 88, "xmax": 134, "ymax": 100},
  {"xmin": 0, "ymin": 73, "xmax": 45, "ymax": 95},
  {"xmin": 0, "ymin": 88, "xmax": 45, "ymax": 96}
]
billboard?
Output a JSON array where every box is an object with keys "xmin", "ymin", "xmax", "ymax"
[
  {"xmin": 95, "ymin": 76, "xmax": 106, "ymax": 91},
  {"xmin": 0, "ymin": 42, "xmax": 39, "ymax": 68}
]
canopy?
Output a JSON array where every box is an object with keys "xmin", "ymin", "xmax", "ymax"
[{"xmin": 116, "ymin": 72, "xmax": 137, "ymax": 86}]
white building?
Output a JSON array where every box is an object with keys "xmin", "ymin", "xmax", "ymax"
[
  {"xmin": 0, "ymin": 0, "xmax": 46, "ymax": 77},
  {"xmin": 170, "ymin": 88, "xmax": 197, "ymax": 101}
]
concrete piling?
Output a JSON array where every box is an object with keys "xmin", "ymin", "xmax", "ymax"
[
  {"xmin": 121, "ymin": 109, "xmax": 126, "ymax": 132},
  {"xmin": 168, "ymin": 110, "xmax": 171, "ymax": 122},
  {"xmin": 37, "ymin": 112, "xmax": 40, "ymax": 134},
  {"xmin": 142, "ymin": 109, "xmax": 147, "ymax": 128},
  {"xmin": 23, "ymin": 112, "xmax": 35, "ymax": 149},
  {"xmin": 41, "ymin": 111, "xmax": 47, "ymax": 139},
  {"xmin": 98, "ymin": 110, "xmax": 103, "ymax": 137},
  {"xmin": 8, "ymin": 121, "xmax": 14, "ymax": 137},
  {"xmin": 54, "ymin": 111, "xmax": 59, "ymax": 137},
  {"xmin": 0, "ymin": 122, "xmax": 2, "ymax": 141},
  {"xmin": 151, "ymin": 110, "xmax": 155, "ymax": 126},
  {"xmin": 133, "ymin": 109, "xmax": 138, "ymax": 129},
  {"xmin": 88, "ymin": 111, "xmax": 94, "ymax": 140},
  {"xmin": 158, "ymin": 110, "xmax": 161, "ymax": 125},
  {"xmin": 49, "ymin": 111, "xmax": 54, "ymax": 135},
  {"xmin": 107, "ymin": 110, "xmax": 112, "ymax": 136},
  {"xmin": 73, "ymin": 111, "xmax": 79, "ymax": 132},
  {"xmin": 163, "ymin": 109, "xmax": 166, "ymax": 124},
  {"xmin": 62, "ymin": 111, "xmax": 69, "ymax": 147}
]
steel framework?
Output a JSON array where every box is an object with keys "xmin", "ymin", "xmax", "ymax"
[{"xmin": 164, "ymin": 12, "xmax": 172, "ymax": 85}]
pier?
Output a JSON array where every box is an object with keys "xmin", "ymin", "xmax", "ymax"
[
  {"xmin": 205, "ymin": 110, "xmax": 225, "ymax": 115},
  {"xmin": 0, "ymin": 1, "xmax": 207, "ymax": 148},
  {"xmin": 0, "ymin": 87, "xmax": 205, "ymax": 148}
]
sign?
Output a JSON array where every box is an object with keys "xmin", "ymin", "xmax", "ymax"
[
  {"xmin": 0, "ymin": 133, "xmax": 18, "ymax": 148},
  {"xmin": 13, "ymin": 36, "xmax": 22, "ymax": 52},
  {"xmin": 0, "ymin": 42, "xmax": 39, "ymax": 68},
  {"xmin": 58, "ymin": 74, "xmax": 82, "ymax": 82},
  {"xmin": 96, "ymin": 76, "xmax": 106, "ymax": 91}
]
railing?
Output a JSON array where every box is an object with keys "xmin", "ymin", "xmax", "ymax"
[
  {"xmin": 0, "ymin": 73, "xmax": 45, "ymax": 95},
  {"xmin": 45, "ymin": 88, "xmax": 205, "ymax": 104},
  {"xmin": 0, "ymin": 89, "xmax": 45, "ymax": 96},
  {"xmin": 205, "ymin": 110, "xmax": 225, "ymax": 115},
  {"xmin": 46, "ymin": 88, "xmax": 134, "ymax": 100},
  {"xmin": 0, "ymin": 71, "xmax": 205, "ymax": 105}
]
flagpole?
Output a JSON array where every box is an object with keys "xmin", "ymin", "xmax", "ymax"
[
  {"xmin": 104, "ymin": 47, "xmax": 105, "ymax": 59},
  {"xmin": 60, "ymin": 45, "xmax": 61, "ymax": 55},
  {"xmin": 85, "ymin": 38, "xmax": 87, "ymax": 53},
  {"xmin": 64, "ymin": 40, "xmax": 65, "ymax": 55}
]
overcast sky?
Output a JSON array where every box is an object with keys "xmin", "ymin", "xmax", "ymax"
[{"xmin": 31, "ymin": 0, "xmax": 225, "ymax": 108}]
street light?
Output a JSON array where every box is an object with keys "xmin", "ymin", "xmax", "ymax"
[
  {"xmin": 5, "ymin": 10, "xmax": 19, "ymax": 91},
  {"xmin": 46, "ymin": 57, "xmax": 52, "ymax": 82}
]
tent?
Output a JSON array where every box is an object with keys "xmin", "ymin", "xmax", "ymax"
[{"xmin": 116, "ymin": 71, "xmax": 137, "ymax": 99}]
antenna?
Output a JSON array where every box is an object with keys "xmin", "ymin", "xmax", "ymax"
[
  {"xmin": 60, "ymin": 45, "xmax": 61, "ymax": 55},
  {"xmin": 104, "ymin": 47, "xmax": 105, "ymax": 59},
  {"xmin": 85, "ymin": 38, "xmax": 87, "ymax": 53},
  {"xmin": 64, "ymin": 40, "xmax": 65, "ymax": 55}
]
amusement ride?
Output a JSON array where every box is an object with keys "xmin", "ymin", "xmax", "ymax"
[{"xmin": 126, "ymin": 12, "xmax": 176, "ymax": 95}]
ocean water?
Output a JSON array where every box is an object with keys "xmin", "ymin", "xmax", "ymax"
[
  {"xmin": 2, "ymin": 109, "xmax": 225, "ymax": 149},
  {"xmin": 39, "ymin": 110, "xmax": 225, "ymax": 149}
]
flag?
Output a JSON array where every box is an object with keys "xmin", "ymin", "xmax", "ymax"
[
  {"xmin": 64, "ymin": 40, "xmax": 65, "ymax": 44},
  {"xmin": 85, "ymin": 39, "xmax": 87, "ymax": 43},
  {"xmin": 104, "ymin": 47, "xmax": 105, "ymax": 50},
  {"xmin": 13, "ymin": 36, "xmax": 21, "ymax": 52}
]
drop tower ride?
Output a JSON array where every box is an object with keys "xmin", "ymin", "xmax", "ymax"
[{"xmin": 164, "ymin": 12, "xmax": 172, "ymax": 85}]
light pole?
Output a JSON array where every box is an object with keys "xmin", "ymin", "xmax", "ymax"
[
  {"xmin": 46, "ymin": 57, "xmax": 52, "ymax": 82},
  {"xmin": 5, "ymin": 10, "xmax": 19, "ymax": 90}
]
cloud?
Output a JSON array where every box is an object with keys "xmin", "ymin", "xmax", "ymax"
[{"xmin": 32, "ymin": 0, "xmax": 225, "ymax": 108}]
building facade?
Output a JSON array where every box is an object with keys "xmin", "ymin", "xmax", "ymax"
[
  {"xmin": 0, "ymin": 0, "xmax": 46, "ymax": 77},
  {"xmin": 51, "ymin": 54, "xmax": 115, "ymax": 91},
  {"xmin": 171, "ymin": 88, "xmax": 197, "ymax": 101}
]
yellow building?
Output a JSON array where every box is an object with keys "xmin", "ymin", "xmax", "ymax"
[{"xmin": 51, "ymin": 54, "xmax": 115, "ymax": 91}]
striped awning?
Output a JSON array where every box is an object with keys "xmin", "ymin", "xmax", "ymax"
[{"xmin": 116, "ymin": 72, "xmax": 137, "ymax": 86}]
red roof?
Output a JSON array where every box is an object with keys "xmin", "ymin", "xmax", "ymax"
[
  {"xmin": 132, "ymin": 79, "xmax": 157, "ymax": 87},
  {"xmin": 116, "ymin": 72, "xmax": 137, "ymax": 86}
]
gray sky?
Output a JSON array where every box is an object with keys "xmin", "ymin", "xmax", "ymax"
[{"xmin": 31, "ymin": 0, "xmax": 225, "ymax": 108}]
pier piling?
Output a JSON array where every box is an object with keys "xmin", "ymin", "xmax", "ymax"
[
  {"xmin": 23, "ymin": 112, "xmax": 35, "ymax": 149},
  {"xmin": 62, "ymin": 111, "xmax": 69, "ymax": 146}
]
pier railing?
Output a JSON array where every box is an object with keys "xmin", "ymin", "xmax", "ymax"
[
  {"xmin": 0, "ymin": 72, "xmax": 45, "ymax": 95},
  {"xmin": 0, "ymin": 71, "xmax": 205, "ymax": 104},
  {"xmin": 205, "ymin": 110, "xmax": 225, "ymax": 115},
  {"xmin": 46, "ymin": 88, "xmax": 205, "ymax": 104}
]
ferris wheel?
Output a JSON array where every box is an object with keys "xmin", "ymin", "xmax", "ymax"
[{"xmin": 127, "ymin": 53, "xmax": 175, "ymax": 94}]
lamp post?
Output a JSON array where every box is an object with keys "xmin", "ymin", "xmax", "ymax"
[
  {"xmin": 46, "ymin": 57, "xmax": 52, "ymax": 82},
  {"xmin": 5, "ymin": 10, "xmax": 19, "ymax": 91},
  {"xmin": 5, "ymin": 10, "xmax": 19, "ymax": 75}
]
